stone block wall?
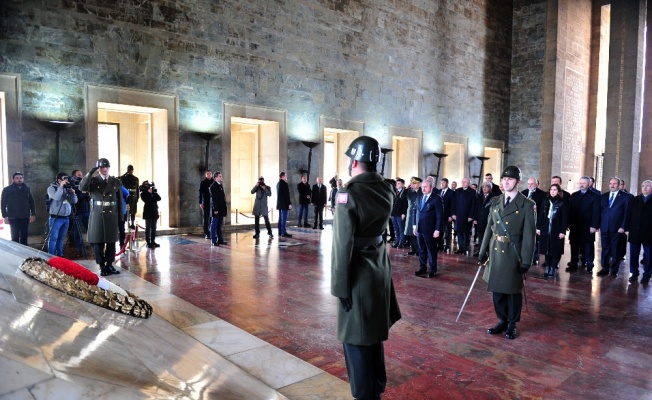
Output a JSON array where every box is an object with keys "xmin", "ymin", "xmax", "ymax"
[{"xmin": 0, "ymin": 0, "xmax": 513, "ymax": 228}]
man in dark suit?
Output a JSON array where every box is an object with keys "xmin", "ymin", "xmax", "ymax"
[
  {"xmin": 485, "ymin": 173, "xmax": 503, "ymax": 196},
  {"xmin": 276, "ymin": 172, "xmax": 293, "ymax": 238},
  {"xmin": 567, "ymin": 176, "xmax": 601, "ymax": 273},
  {"xmin": 551, "ymin": 176, "xmax": 571, "ymax": 205},
  {"xmin": 522, "ymin": 177, "xmax": 546, "ymax": 264},
  {"xmin": 439, "ymin": 178, "xmax": 455, "ymax": 252},
  {"xmin": 210, "ymin": 171, "xmax": 228, "ymax": 246},
  {"xmin": 311, "ymin": 176, "xmax": 328, "ymax": 229},
  {"xmin": 474, "ymin": 182, "xmax": 496, "ymax": 256},
  {"xmin": 624, "ymin": 180, "xmax": 652, "ymax": 283},
  {"xmin": 198, "ymin": 170, "xmax": 213, "ymax": 239},
  {"xmin": 391, "ymin": 178, "xmax": 408, "ymax": 248},
  {"xmin": 413, "ymin": 179, "xmax": 443, "ymax": 278},
  {"xmin": 451, "ymin": 178, "xmax": 477, "ymax": 254},
  {"xmin": 597, "ymin": 177, "xmax": 631, "ymax": 276},
  {"xmin": 589, "ymin": 177, "xmax": 601, "ymax": 195}
]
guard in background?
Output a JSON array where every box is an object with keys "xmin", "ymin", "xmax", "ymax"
[
  {"xmin": 331, "ymin": 136, "xmax": 401, "ymax": 399},
  {"xmin": 80, "ymin": 158, "xmax": 124, "ymax": 276},
  {"xmin": 478, "ymin": 165, "xmax": 536, "ymax": 340},
  {"xmin": 120, "ymin": 164, "xmax": 139, "ymax": 229}
]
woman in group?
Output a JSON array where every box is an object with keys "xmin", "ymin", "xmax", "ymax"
[{"xmin": 537, "ymin": 183, "xmax": 569, "ymax": 277}]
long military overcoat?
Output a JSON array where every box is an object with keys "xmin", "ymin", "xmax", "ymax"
[
  {"xmin": 80, "ymin": 171, "xmax": 124, "ymax": 243},
  {"xmin": 479, "ymin": 192, "xmax": 536, "ymax": 294},
  {"xmin": 403, "ymin": 187, "xmax": 422, "ymax": 237},
  {"xmin": 331, "ymin": 172, "xmax": 402, "ymax": 346}
]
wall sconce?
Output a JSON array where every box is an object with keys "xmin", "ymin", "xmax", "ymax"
[
  {"xmin": 431, "ymin": 152, "xmax": 448, "ymax": 187},
  {"xmin": 41, "ymin": 120, "xmax": 75, "ymax": 173},
  {"xmin": 380, "ymin": 148, "xmax": 394, "ymax": 177},
  {"xmin": 301, "ymin": 141, "xmax": 320, "ymax": 182},
  {"xmin": 194, "ymin": 132, "xmax": 220, "ymax": 172}
]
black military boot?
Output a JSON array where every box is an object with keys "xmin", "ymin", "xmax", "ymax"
[
  {"xmin": 106, "ymin": 264, "xmax": 121, "ymax": 275},
  {"xmin": 505, "ymin": 323, "xmax": 517, "ymax": 340},
  {"xmin": 99, "ymin": 263, "xmax": 110, "ymax": 277},
  {"xmin": 487, "ymin": 320, "xmax": 507, "ymax": 335}
]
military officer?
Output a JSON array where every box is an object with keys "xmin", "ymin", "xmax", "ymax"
[
  {"xmin": 331, "ymin": 136, "xmax": 402, "ymax": 400},
  {"xmin": 80, "ymin": 158, "xmax": 124, "ymax": 276},
  {"xmin": 120, "ymin": 164, "xmax": 139, "ymax": 229},
  {"xmin": 478, "ymin": 165, "xmax": 536, "ymax": 340}
]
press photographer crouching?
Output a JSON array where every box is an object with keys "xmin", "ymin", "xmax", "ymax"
[
  {"xmin": 47, "ymin": 172, "xmax": 78, "ymax": 256},
  {"xmin": 140, "ymin": 180, "xmax": 161, "ymax": 248}
]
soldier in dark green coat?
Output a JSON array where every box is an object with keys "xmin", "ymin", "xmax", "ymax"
[
  {"xmin": 478, "ymin": 165, "xmax": 536, "ymax": 340},
  {"xmin": 80, "ymin": 158, "xmax": 124, "ymax": 277},
  {"xmin": 331, "ymin": 136, "xmax": 401, "ymax": 399}
]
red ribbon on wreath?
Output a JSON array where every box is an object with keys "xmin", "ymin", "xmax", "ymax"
[{"xmin": 48, "ymin": 256, "xmax": 99, "ymax": 286}]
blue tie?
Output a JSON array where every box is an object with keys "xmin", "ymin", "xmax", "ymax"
[
  {"xmin": 609, "ymin": 193, "xmax": 615, "ymax": 207},
  {"xmin": 422, "ymin": 195, "xmax": 428, "ymax": 209}
]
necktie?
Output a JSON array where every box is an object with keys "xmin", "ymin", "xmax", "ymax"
[
  {"xmin": 422, "ymin": 195, "xmax": 428, "ymax": 209},
  {"xmin": 609, "ymin": 193, "xmax": 615, "ymax": 207},
  {"xmin": 528, "ymin": 191, "xmax": 533, "ymax": 199},
  {"xmin": 505, "ymin": 196, "xmax": 511, "ymax": 207},
  {"xmin": 441, "ymin": 189, "xmax": 445, "ymax": 198}
]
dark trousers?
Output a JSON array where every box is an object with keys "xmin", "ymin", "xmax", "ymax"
[
  {"xmin": 442, "ymin": 220, "xmax": 452, "ymax": 249},
  {"xmin": 298, "ymin": 203, "xmax": 309, "ymax": 225},
  {"xmin": 145, "ymin": 218, "xmax": 158, "ymax": 244},
  {"xmin": 545, "ymin": 255, "xmax": 561, "ymax": 270},
  {"xmin": 8, "ymin": 218, "xmax": 30, "ymax": 245},
  {"xmin": 254, "ymin": 215, "xmax": 272, "ymax": 235},
  {"xmin": 532, "ymin": 236, "xmax": 540, "ymax": 264},
  {"xmin": 343, "ymin": 342, "xmax": 386, "ymax": 400},
  {"xmin": 618, "ymin": 233, "xmax": 628, "ymax": 260},
  {"xmin": 92, "ymin": 242, "xmax": 116, "ymax": 267},
  {"xmin": 313, "ymin": 205, "xmax": 324, "ymax": 227},
  {"xmin": 601, "ymin": 231, "xmax": 624, "ymax": 272},
  {"xmin": 492, "ymin": 292, "xmax": 523, "ymax": 323},
  {"xmin": 202, "ymin": 205, "xmax": 211, "ymax": 235},
  {"xmin": 458, "ymin": 229, "xmax": 470, "ymax": 252},
  {"xmin": 210, "ymin": 215, "xmax": 224, "ymax": 243},
  {"xmin": 408, "ymin": 235, "xmax": 419, "ymax": 253},
  {"xmin": 629, "ymin": 242, "xmax": 652, "ymax": 278},
  {"xmin": 570, "ymin": 239, "xmax": 595, "ymax": 267},
  {"xmin": 416, "ymin": 230, "xmax": 438, "ymax": 274},
  {"xmin": 119, "ymin": 217, "xmax": 126, "ymax": 248}
]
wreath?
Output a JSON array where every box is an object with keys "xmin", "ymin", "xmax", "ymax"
[{"xmin": 20, "ymin": 257, "xmax": 153, "ymax": 318}]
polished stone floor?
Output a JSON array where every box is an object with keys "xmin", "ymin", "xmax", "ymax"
[{"xmin": 2, "ymin": 225, "xmax": 652, "ymax": 399}]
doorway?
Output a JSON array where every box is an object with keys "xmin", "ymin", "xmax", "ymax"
[
  {"xmin": 230, "ymin": 117, "xmax": 280, "ymax": 224},
  {"xmin": 97, "ymin": 102, "xmax": 169, "ymax": 227},
  {"xmin": 443, "ymin": 142, "xmax": 466, "ymax": 185},
  {"xmin": 0, "ymin": 92, "xmax": 7, "ymax": 240},
  {"xmin": 391, "ymin": 136, "xmax": 419, "ymax": 180},
  {"xmin": 483, "ymin": 147, "xmax": 503, "ymax": 180}
]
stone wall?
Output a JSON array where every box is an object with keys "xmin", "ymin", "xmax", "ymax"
[{"xmin": 0, "ymin": 0, "xmax": 513, "ymax": 229}]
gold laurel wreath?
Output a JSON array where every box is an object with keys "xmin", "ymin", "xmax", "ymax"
[{"xmin": 19, "ymin": 257, "xmax": 153, "ymax": 318}]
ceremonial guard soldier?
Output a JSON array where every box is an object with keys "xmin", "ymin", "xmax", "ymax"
[
  {"xmin": 478, "ymin": 165, "xmax": 536, "ymax": 340},
  {"xmin": 120, "ymin": 165, "xmax": 139, "ymax": 228},
  {"xmin": 80, "ymin": 158, "xmax": 124, "ymax": 276},
  {"xmin": 331, "ymin": 136, "xmax": 401, "ymax": 399}
]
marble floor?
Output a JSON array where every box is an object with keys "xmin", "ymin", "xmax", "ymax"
[{"xmin": 2, "ymin": 225, "xmax": 652, "ymax": 399}]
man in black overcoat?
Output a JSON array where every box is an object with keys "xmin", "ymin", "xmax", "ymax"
[
  {"xmin": 451, "ymin": 177, "xmax": 477, "ymax": 254},
  {"xmin": 521, "ymin": 177, "xmax": 546, "ymax": 264},
  {"xmin": 567, "ymin": 176, "xmax": 601, "ymax": 273}
]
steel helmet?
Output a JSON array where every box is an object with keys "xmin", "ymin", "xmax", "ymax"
[
  {"xmin": 344, "ymin": 136, "xmax": 380, "ymax": 163},
  {"xmin": 501, "ymin": 165, "xmax": 522, "ymax": 181},
  {"xmin": 96, "ymin": 158, "xmax": 111, "ymax": 168}
]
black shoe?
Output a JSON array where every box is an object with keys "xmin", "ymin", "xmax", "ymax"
[
  {"xmin": 303, "ymin": 224, "xmax": 311, "ymax": 228},
  {"xmin": 129, "ymin": 224, "xmax": 136, "ymax": 229},
  {"xmin": 391, "ymin": 244, "xmax": 399, "ymax": 248},
  {"xmin": 609, "ymin": 271, "xmax": 618, "ymax": 277},
  {"xmin": 642, "ymin": 276, "xmax": 651, "ymax": 284},
  {"xmin": 427, "ymin": 272, "xmax": 436, "ymax": 278},
  {"xmin": 281, "ymin": 233, "xmax": 293, "ymax": 238},
  {"xmin": 99, "ymin": 264, "xmax": 110, "ymax": 277},
  {"xmin": 487, "ymin": 320, "xmax": 507, "ymax": 335},
  {"xmin": 217, "ymin": 240, "xmax": 228, "ymax": 245},
  {"xmin": 211, "ymin": 242, "xmax": 219, "ymax": 246},
  {"xmin": 106, "ymin": 265, "xmax": 120, "ymax": 275},
  {"xmin": 565, "ymin": 266, "xmax": 578, "ymax": 272},
  {"xmin": 204, "ymin": 235, "xmax": 210, "ymax": 239},
  {"xmin": 596, "ymin": 269, "xmax": 609, "ymax": 276},
  {"xmin": 567, "ymin": 261, "xmax": 575, "ymax": 267},
  {"xmin": 505, "ymin": 323, "xmax": 517, "ymax": 340},
  {"xmin": 152, "ymin": 242, "xmax": 161, "ymax": 247},
  {"xmin": 312, "ymin": 225, "xmax": 317, "ymax": 229},
  {"xmin": 253, "ymin": 233, "xmax": 260, "ymax": 239},
  {"xmin": 319, "ymin": 226, "xmax": 324, "ymax": 230},
  {"xmin": 414, "ymin": 269, "xmax": 427, "ymax": 276},
  {"xmin": 408, "ymin": 251, "xmax": 417, "ymax": 256},
  {"xmin": 628, "ymin": 275, "xmax": 639, "ymax": 283},
  {"xmin": 585, "ymin": 267, "xmax": 593, "ymax": 273},
  {"xmin": 544, "ymin": 265, "xmax": 552, "ymax": 277},
  {"xmin": 532, "ymin": 260, "xmax": 539, "ymax": 266},
  {"xmin": 269, "ymin": 234, "xmax": 274, "ymax": 239},
  {"xmin": 454, "ymin": 249, "xmax": 463, "ymax": 254}
]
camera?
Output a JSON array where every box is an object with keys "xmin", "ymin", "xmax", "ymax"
[
  {"xmin": 139, "ymin": 181, "xmax": 157, "ymax": 193},
  {"xmin": 258, "ymin": 177, "xmax": 265, "ymax": 187}
]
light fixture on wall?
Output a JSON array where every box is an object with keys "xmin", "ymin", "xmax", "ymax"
[
  {"xmin": 301, "ymin": 141, "xmax": 320, "ymax": 182},
  {"xmin": 432, "ymin": 152, "xmax": 448, "ymax": 188},
  {"xmin": 475, "ymin": 156, "xmax": 490, "ymax": 193},
  {"xmin": 41, "ymin": 120, "xmax": 75, "ymax": 173},
  {"xmin": 380, "ymin": 148, "xmax": 394, "ymax": 177},
  {"xmin": 194, "ymin": 132, "xmax": 220, "ymax": 172}
]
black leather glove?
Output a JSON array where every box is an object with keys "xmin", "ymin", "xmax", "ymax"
[
  {"xmin": 339, "ymin": 297, "xmax": 352, "ymax": 312},
  {"xmin": 519, "ymin": 264, "xmax": 530, "ymax": 274},
  {"xmin": 90, "ymin": 166, "xmax": 99, "ymax": 175},
  {"xmin": 479, "ymin": 254, "xmax": 488, "ymax": 264}
]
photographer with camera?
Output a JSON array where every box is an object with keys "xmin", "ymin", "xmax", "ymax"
[
  {"xmin": 46, "ymin": 172, "xmax": 78, "ymax": 256},
  {"xmin": 140, "ymin": 180, "xmax": 161, "ymax": 248},
  {"xmin": 251, "ymin": 176, "xmax": 273, "ymax": 239},
  {"xmin": 80, "ymin": 158, "xmax": 124, "ymax": 276}
]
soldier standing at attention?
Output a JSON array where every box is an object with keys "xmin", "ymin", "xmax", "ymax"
[
  {"xmin": 80, "ymin": 158, "xmax": 124, "ymax": 276},
  {"xmin": 331, "ymin": 136, "xmax": 402, "ymax": 399},
  {"xmin": 478, "ymin": 166, "xmax": 536, "ymax": 340},
  {"xmin": 120, "ymin": 165, "xmax": 139, "ymax": 229}
]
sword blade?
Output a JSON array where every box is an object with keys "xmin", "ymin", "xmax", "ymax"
[{"xmin": 456, "ymin": 263, "xmax": 484, "ymax": 322}]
